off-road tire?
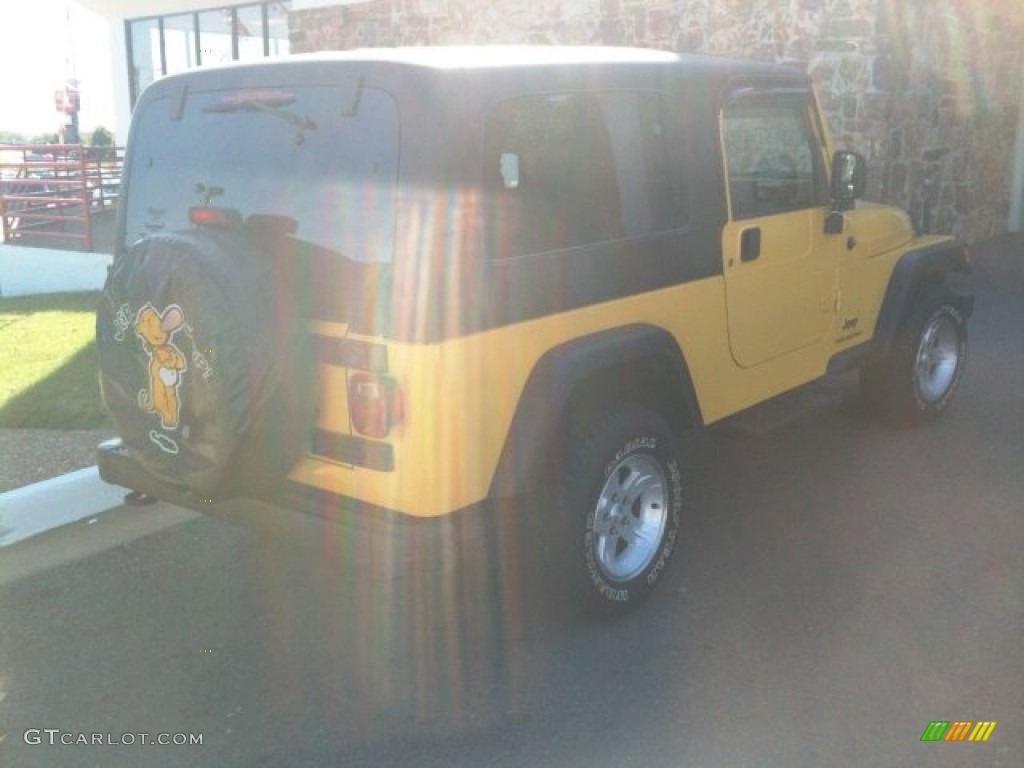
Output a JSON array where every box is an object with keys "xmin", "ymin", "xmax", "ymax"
[
  {"xmin": 860, "ymin": 288, "xmax": 967, "ymax": 426},
  {"xmin": 558, "ymin": 405, "xmax": 683, "ymax": 615}
]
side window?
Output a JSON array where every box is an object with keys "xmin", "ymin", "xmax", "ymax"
[
  {"xmin": 483, "ymin": 91, "xmax": 685, "ymax": 258},
  {"xmin": 596, "ymin": 91, "xmax": 687, "ymax": 237},
  {"xmin": 721, "ymin": 101, "xmax": 822, "ymax": 219}
]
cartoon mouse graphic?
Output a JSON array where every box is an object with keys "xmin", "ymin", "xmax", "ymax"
[{"xmin": 135, "ymin": 303, "xmax": 188, "ymax": 430}]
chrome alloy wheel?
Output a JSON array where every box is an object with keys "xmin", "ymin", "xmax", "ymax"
[
  {"xmin": 590, "ymin": 454, "xmax": 668, "ymax": 582},
  {"xmin": 914, "ymin": 313, "xmax": 961, "ymax": 403}
]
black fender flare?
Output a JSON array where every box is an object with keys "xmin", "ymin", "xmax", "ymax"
[
  {"xmin": 829, "ymin": 239, "xmax": 973, "ymax": 374},
  {"xmin": 488, "ymin": 324, "xmax": 701, "ymax": 498}
]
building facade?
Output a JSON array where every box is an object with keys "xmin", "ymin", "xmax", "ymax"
[{"xmin": 82, "ymin": 0, "xmax": 1024, "ymax": 240}]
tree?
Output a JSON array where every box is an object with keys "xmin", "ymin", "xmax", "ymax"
[{"xmin": 89, "ymin": 126, "xmax": 114, "ymax": 147}]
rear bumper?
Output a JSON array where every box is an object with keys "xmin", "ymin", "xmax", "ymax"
[{"xmin": 97, "ymin": 439, "xmax": 499, "ymax": 577}]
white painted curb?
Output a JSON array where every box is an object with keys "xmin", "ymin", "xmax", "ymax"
[
  {"xmin": 0, "ymin": 244, "xmax": 111, "ymax": 297},
  {"xmin": 0, "ymin": 467, "xmax": 127, "ymax": 548}
]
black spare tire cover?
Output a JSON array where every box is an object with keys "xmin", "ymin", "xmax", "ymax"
[{"xmin": 97, "ymin": 229, "xmax": 315, "ymax": 497}]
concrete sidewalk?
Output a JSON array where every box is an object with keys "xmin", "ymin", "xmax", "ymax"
[
  {"xmin": 0, "ymin": 467, "xmax": 129, "ymax": 548},
  {"xmin": 0, "ymin": 243, "xmax": 111, "ymax": 296}
]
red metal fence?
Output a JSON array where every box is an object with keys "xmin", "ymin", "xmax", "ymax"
[{"xmin": 0, "ymin": 143, "xmax": 123, "ymax": 252}]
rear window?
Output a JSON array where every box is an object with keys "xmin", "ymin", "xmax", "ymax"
[{"xmin": 121, "ymin": 85, "xmax": 399, "ymax": 262}]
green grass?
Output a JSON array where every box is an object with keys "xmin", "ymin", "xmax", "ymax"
[{"xmin": 0, "ymin": 291, "xmax": 109, "ymax": 429}]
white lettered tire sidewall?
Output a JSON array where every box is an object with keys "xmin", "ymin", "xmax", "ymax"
[{"xmin": 565, "ymin": 407, "xmax": 683, "ymax": 613}]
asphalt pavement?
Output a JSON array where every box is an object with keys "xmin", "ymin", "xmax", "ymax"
[{"xmin": 0, "ymin": 235, "xmax": 1020, "ymax": 767}]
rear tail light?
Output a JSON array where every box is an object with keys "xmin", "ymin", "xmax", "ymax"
[
  {"xmin": 348, "ymin": 373, "xmax": 402, "ymax": 438},
  {"xmin": 188, "ymin": 206, "xmax": 242, "ymax": 230}
]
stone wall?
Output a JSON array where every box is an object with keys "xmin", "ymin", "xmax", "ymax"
[
  {"xmin": 289, "ymin": 0, "xmax": 1024, "ymax": 240},
  {"xmin": 873, "ymin": 0, "xmax": 1023, "ymax": 237}
]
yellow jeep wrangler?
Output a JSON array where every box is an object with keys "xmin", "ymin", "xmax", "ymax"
[{"xmin": 97, "ymin": 47, "xmax": 972, "ymax": 613}]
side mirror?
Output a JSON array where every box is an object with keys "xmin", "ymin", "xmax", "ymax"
[{"xmin": 830, "ymin": 150, "xmax": 866, "ymax": 211}]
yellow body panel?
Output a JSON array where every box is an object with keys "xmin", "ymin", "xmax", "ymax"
[
  {"xmin": 721, "ymin": 207, "xmax": 840, "ymax": 367},
  {"xmin": 286, "ymin": 83, "xmax": 936, "ymax": 520},
  {"xmin": 288, "ymin": 270, "xmax": 862, "ymax": 518},
  {"xmin": 835, "ymin": 207, "xmax": 937, "ymax": 350}
]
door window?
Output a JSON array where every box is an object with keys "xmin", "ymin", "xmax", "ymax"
[{"xmin": 722, "ymin": 101, "xmax": 823, "ymax": 219}]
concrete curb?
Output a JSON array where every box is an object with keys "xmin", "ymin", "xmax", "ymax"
[
  {"xmin": 0, "ymin": 466, "xmax": 127, "ymax": 548},
  {"xmin": 0, "ymin": 244, "xmax": 111, "ymax": 296}
]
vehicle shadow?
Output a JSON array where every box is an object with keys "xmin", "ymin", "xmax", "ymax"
[{"xmin": 232, "ymin": 489, "xmax": 687, "ymax": 759}]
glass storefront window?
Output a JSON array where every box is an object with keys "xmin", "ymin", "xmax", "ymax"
[
  {"xmin": 128, "ymin": 3, "xmax": 293, "ymax": 106},
  {"xmin": 163, "ymin": 14, "xmax": 197, "ymax": 76},
  {"xmin": 268, "ymin": 2, "xmax": 291, "ymax": 57},
  {"xmin": 236, "ymin": 5, "xmax": 266, "ymax": 61},
  {"xmin": 129, "ymin": 19, "xmax": 161, "ymax": 102},
  {"xmin": 197, "ymin": 9, "xmax": 235, "ymax": 67}
]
